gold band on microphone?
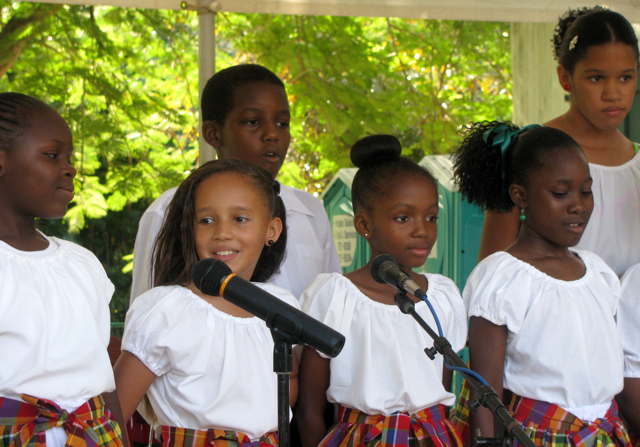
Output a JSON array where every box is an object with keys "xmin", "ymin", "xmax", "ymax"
[{"xmin": 219, "ymin": 273, "xmax": 236, "ymax": 296}]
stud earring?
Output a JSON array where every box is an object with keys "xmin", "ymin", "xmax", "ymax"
[
  {"xmin": 563, "ymin": 84, "xmax": 571, "ymax": 92},
  {"xmin": 267, "ymin": 239, "xmax": 275, "ymax": 246},
  {"xmin": 520, "ymin": 208, "xmax": 526, "ymax": 221},
  {"xmin": 363, "ymin": 233, "xmax": 368, "ymax": 237}
]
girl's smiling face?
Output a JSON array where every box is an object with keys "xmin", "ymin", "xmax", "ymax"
[
  {"xmin": 513, "ymin": 146, "xmax": 593, "ymax": 249},
  {"xmin": 561, "ymin": 42, "xmax": 638, "ymax": 131},
  {"xmin": 358, "ymin": 175, "xmax": 439, "ymax": 272},
  {"xmin": 192, "ymin": 171, "xmax": 282, "ymax": 281}
]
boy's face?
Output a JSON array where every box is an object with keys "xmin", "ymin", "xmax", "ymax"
[{"xmin": 204, "ymin": 81, "xmax": 290, "ymax": 179}]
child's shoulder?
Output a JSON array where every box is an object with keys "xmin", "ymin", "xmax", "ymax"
[
  {"xmin": 572, "ymin": 249, "xmax": 619, "ymax": 289},
  {"xmin": 2, "ymin": 236, "xmax": 107, "ymax": 277},
  {"xmin": 50, "ymin": 236, "xmax": 99, "ymax": 259},
  {"xmin": 622, "ymin": 262, "xmax": 640, "ymax": 286},
  {"xmin": 125, "ymin": 285, "xmax": 205, "ymax": 334},
  {"xmin": 470, "ymin": 251, "xmax": 527, "ymax": 280},
  {"xmin": 278, "ymin": 183, "xmax": 326, "ymax": 217},
  {"xmin": 304, "ymin": 272, "xmax": 349, "ymax": 292},
  {"xmin": 423, "ymin": 272, "xmax": 459, "ymax": 293},
  {"xmin": 129, "ymin": 285, "xmax": 192, "ymax": 313},
  {"xmin": 146, "ymin": 186, "xmax": 179, "ymax": 215},
  {"xmin": 299, "ymin": 272, "xmax": 350, "ymax": 311}
]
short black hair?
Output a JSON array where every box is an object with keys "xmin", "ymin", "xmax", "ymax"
[
  {"xmin": 553, "ymin": 7, "xmax": 639, "ymax": 73},
  {"xmin": 453, "ymin": 121, "xmax": 581, "ymax": 212},
  {"xmin": 152, "ymin": 158, "xmax": 287, "ymax": 287},
  {"xmin": 350, "ymin": 134, "xmax": 437, "ymax": 214},
  {"xmin": 201, "ymin": 64, "xmax": 286, "ymax": 124},
  {"xmin": 0, "ymin": 93, "xmax": 52, "ymax": 150}
]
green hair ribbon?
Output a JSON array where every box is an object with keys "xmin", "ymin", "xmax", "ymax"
[{"xmin": 483, "ymin": 123, "xmax": 542, "ymax": 188}]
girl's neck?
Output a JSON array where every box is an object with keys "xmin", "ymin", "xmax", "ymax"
[
  {"xmin": 547, "ymin": 109, "xmax": 635, "ymax": 166},
  {"xmin": 344, "ymin": 259, "xmax": 428, "ymax": 306},
  {"xmin": 506, "ymin": 231, "xmax": 585, "ymax": 281},
  {"xmin": 0, "ymin": 213, "xmax": 48, "ymax": 251}
]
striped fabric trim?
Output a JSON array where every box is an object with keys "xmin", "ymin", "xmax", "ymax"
[
  {"xmin": 449, "ymin": 379, "xmax": 471, "ymax": 447},
  {"xmin": 318, "ymin": 404, "xmax": 463, "ymax": 447},
  {"xmin": 0, "ymin": 394, "xmax": 123, "ymax": 447},
  {"xmin": 160, "ymin": 425, "xmax": 278, "ymax": 447},
  {"xmin": 510, "ymin": 394, "xmax": 632, "ymax": 447}
]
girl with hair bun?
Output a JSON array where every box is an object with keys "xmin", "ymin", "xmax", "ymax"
[
  {"xmin": 296, "ymin": 135, "xmax": 467, "ymax": 447},
  {"xmin": 479, "ymin": 6, "xmax": 640, "ymax": 278},
  {"xmin": 453, "ymin": 122, "xmax": 631, "ymax": 447}
]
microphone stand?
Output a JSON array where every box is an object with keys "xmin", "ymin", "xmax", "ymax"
[
  {"xmin": 393, "ymin": 291, "xmax": 536, "ymax": 447},
  {"xmin": 267, "ymin": 314, "xmax": 299, "ymax": 447}
]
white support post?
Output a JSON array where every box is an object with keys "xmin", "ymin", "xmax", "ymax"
[
  {"xmin": 198, "ymin": 6, "xmax": 216, "ymax": 164},
  {"xmin": 511, "ymin": 22, "xmax": 568, "ymax": 126}
]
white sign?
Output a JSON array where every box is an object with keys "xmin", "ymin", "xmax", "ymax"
[{"xmin": 332, "ymin": 214, "xmax": 358, "ymax": 268}]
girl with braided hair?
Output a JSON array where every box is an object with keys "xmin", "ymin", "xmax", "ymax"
[{"xmin": 0, "ymin": 92, "xmax": 126, "ymax": 447}]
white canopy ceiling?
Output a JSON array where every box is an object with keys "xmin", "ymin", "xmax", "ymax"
[{"xmin": 24, "ymin": 0, "xmax": 640, "ymax": 22}]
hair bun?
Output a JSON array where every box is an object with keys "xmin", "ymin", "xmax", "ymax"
[{"xmin": 350, "ymin": 134, "xmax": 402, "ymax": 168}]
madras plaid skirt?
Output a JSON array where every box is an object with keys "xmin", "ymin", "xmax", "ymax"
[
  {"xmin": 0, "ymin": 394, "xmax": 123, "ymax": 447},
  {"xmin": 449, "ymin": 380, "xmax": 471, "ymax": 447},
  {"xmin": 318, "ymin": 404, "xmax": 463, "ymax": 447},
  {"xmin": 160, "ymin": 425, "xmax": 278, "ymax": 447},
  {"xmin": 509, "ymin": 394, "xmax": 632, "ymax": 447}
]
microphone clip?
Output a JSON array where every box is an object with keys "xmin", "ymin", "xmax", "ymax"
[{"xmin": 393, "ymin": 291, "xmax": 416, "ymax": 314}]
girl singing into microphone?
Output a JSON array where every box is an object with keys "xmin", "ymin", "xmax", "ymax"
[
  {"xmin": 114, "ymin": 159, "xmax": 300, "ymax": 446},
  {"xmin": 296, "ymin": 135, "xmax": 467, "ymax": 447}
]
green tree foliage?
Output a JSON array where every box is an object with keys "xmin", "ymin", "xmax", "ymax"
[
  {"xmin": 0, "ymin": 5, "xmax": 512, "ymax": 319},
  {"xmin": 216, "ymin": 14, "xmax": 512, "ymax": 194},
  {"xmin": 0, "ymin": 2, "xmax": 200, "ymax": 232}
]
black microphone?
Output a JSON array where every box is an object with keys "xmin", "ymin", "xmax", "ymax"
[
  {"xmin": 192, "ymin": 258, "xmax": 345, "ymax": 358},
  {"xmin": 370, "ymin": 254, "xmax": 426, "ymax": 299}
]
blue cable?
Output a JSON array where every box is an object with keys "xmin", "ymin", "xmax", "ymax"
[{"xmin": 420, "ymin": 293, "xmax": 489, "ymax": 387}]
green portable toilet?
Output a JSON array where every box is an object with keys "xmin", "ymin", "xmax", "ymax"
[
  {"xmin": 321, "ymin": 168, "xmax": 370, "ymax": 273},
  {"xmin": 419, "ymin": 155, "xmax": 485, "ymax": 292}
]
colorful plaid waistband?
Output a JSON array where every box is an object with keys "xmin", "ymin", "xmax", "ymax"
[
  {"xmin": 509, "ymin": 394, "xmax": 631, "ymax": 447},
  {"xmin": 160, "ymin": 425, "xmax": 278, "ymax": 447},
  {"xmin": 318, "ymin": 404, "xmax": 463, "ymax": 447},
  {"xmin": 0, "ymin": 394, "xmax": 123, "ymax": 447},
  {"xmin": 336, "ymin": 405, "xmax": 448, "ymax": 426}
]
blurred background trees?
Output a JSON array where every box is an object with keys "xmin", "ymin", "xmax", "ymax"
[{"xmin": 0, "ymin": 2, "xmax": 512, "ymax": 318}]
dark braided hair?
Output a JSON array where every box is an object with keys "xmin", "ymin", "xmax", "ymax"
[
  {"xmin": 0, "ymin": 93, "xmax": 52, "ymax": 150},
  {"xmin": 552, "ymin": 6, "xmax": 639, "ymax": 73},
  {"xmin": 351, "ymin": 135, "xmax": 437, "ymax": 214},
  {"xmin": 452, "ymin": 121, "xmax": 582, "ymax": 212},
  {"xmin": 201, "ymin": 64, "xmax": 286, "ymax": 124},
  {"xmin": 152, "ymin": 158, "xmax": 287, "ymax": 288}
]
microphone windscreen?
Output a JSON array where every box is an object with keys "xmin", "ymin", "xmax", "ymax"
[
  {"xmin": 370, "ymin": 254, "xmax": 398, "ymax": 284},
  {"xmin": 192, "ymin": 258, "xmax": 232, "ymax": 296}
]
